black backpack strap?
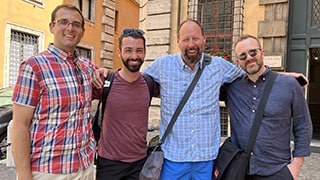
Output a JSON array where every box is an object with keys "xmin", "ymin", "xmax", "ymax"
[
  {"xmin": 101, "ymin": 72, "xmax": 114, "ymax": 122},
  {"xmin": 142, "ymin": 73, "xmax": 154, "ymax": 105},
  {"xmin": 93, "ymin": 72, "xmax": 114, "ymax": 164}
]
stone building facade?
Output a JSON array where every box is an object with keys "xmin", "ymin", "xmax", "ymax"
[{"xmin": 139, "ymin": 0, "xmax": 320, "ymax": 138}]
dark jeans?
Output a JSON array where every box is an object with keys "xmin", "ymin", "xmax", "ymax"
[
  {"xmin": 246, "ymin": 166, "xmax": 294, "ymax": 180},
  {"xmin": 96, "ymin": 155, "xmax": 147, "ymax": 180}
]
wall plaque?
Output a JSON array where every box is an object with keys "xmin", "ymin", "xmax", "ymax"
[{"xmin": 264, "ymin": 55, "xmax": 283, "ymax": 69}]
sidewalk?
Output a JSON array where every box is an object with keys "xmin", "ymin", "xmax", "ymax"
[
  {"xmin": 0, "ymin": 160, "xmax": 16, "ymax": 179},
  {"xmin": 1, "ymin": 131, "xmax": 319, "ymax": 180}
]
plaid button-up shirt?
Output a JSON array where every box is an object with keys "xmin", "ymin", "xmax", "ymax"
[{"xmin": 12, "ymin": 44, "xmax": 96, "ymax": 174}]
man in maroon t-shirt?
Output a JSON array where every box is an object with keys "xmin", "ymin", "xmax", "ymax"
[{"xmin": 92, "ymin": 29, "xmax": 159, "ymax": 180}]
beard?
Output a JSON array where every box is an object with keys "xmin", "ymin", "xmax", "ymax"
[
  {"xmin": 122, "ymin": 57, "xmax": 144, "ymax": 72},
  {"xmin": 181, "ymin": 47, "xmax": 202, "ymax": 64},
  {"xmin": 243, "ymin": 60, "xmax": 263, "ymax": 75}
]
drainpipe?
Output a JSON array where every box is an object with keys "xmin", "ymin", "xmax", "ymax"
[{"xmin": 177, "ymin": 0, "xmax": 181, "ymax": 27}]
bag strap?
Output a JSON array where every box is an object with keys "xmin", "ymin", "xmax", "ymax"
[
  {"xmin": 160, "ymin": 54, "xmax": 212, "ymax": 144},
  {"xmin": 245, "ymin": 72, "xmax": 278, "ymax": 153},
  {"xmin": 101, "ymin": 72, "xmax": 115, "ymax": 121},
  {"xmin": 142, "ymin": 73, "xmax": 155, "ymax": 105}
]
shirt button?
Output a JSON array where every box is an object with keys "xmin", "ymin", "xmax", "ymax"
[
  {"xmin": 250, "ymin": 152, "xmax": 254, "ymax": 155},
  {"xmin": 254, "ymin": 85, "xmax": 257, "ymax": 88},
  {"xmin": 191, "ymin": 129, "xmax": 194, "ymax": 133},
  {"xmin": 252, "ymin": 109, "xmax": 255, "ymax": 113},
  {"xmin": 253, "ymin": 97, "xmax": 256, "ymax": 100}
]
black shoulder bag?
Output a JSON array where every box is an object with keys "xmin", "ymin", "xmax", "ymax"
[{"xmin": 213, "ymin": 72, "xmax": 278, "ymax": 180}]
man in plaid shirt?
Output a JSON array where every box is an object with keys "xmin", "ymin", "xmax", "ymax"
[{"xmin": 11, "ymin": 4, "xmax": 96, "ymax": 180}]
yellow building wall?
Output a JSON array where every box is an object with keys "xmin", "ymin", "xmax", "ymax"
[
  {"xmin": 242, "ymin": 0, "xmax": 264, "ymax": 42},
  {"xmin": 113, "ymin": 0, "xmax": 140, "ymax": 70},
  {"xmin": 63, "ymin": 0, "xmax": 105, "ymax": 67},
  {"xmin": 0, "ymin": 1, "xmax": 140, "ymax": 88},
  {"xmin": 0, "ymin": 1, "xmax": 62, "ymax": 88}
]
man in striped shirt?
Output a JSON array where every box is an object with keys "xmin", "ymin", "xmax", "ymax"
[{"xmin": 11, "ymin": 4, "xmax": 96, "ymax": 180}]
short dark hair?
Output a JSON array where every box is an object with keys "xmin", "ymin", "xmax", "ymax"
[
  {"xmin": 234, "ymin": 34, "xmax": 262, "ymax": 49},
  {"xmin": 118, "ymin": 31, "xmax": 146, "ymax": 50},
  {"xmin": 51, "ymin": 4, "xmax": 85, "ymax": 28},
  {"xmin": 177, "ymin": 19, "xmax": 204, "ymax": 39}
]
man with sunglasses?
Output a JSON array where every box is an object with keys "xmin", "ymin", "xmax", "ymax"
[
  {"xmin": 11, "ymin": 4, "xmax": 97, "ymax": 180},
  {"xmin": 221, "ymin": 34, "xmax": 312, "ymax": 180},
  {"xmin": 92, "ymin": 29, "xmax": 159, "ymax": 180}
]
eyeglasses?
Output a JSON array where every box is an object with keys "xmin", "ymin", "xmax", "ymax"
[
  {"xmin": 122, "ymin": 29, "xmax": 144, "ymax": 36},
  {"xmin": 237, "ymin": 48, "xmax": 261, "ymax": 60},
  {"xmin": 53, "ymin": 19, "xmax": 83, "ymax": 30}
]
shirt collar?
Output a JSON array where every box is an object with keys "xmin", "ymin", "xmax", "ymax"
[
  {"xmin": 178, "ymin": 53, "xmax": 204, "ymax": 71},
  {"xmin": 48, "ymin": 43, "xmax": 80, "ymax": 63},
  {"xmin": 244, "ymin": 65, "xmax": 272, "ymax": 83}
]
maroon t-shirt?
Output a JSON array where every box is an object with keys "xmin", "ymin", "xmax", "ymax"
[{"xmin": 96, "ymin": 72, "xmax": 152, "ymax": 162}]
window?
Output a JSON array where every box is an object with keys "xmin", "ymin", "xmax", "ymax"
[
  {"xmin": 188, "ymin": 0, "xmax": 234, "ymax": 61},
  {"xmin": 220, "ymin": 104, "xmax": 229, "ymax": 136},
  {"xmin": 77, "ymin": 46, "xmax": 92, "ymax": 60},
  {"xmin": 9, "ymin": 31, "xmax": 39, "ymax": 86},
  {"xmin": 4, "ymin": 23, "xmax": 44, "ymax": 87},
  {"xmin": 312, "ymin": 0, "xmax": 320, "ymax": 26},
  {"xmin": 74, "ymin": 0, "xmax": 95, "ymax": 21},
  {"xmin": 115, "ymin": 10, "xmax": 119, "ymax": 33}
]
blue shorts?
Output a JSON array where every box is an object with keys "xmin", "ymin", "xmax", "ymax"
[{"xmin": 160, "ymin": 159, "xmax": 215, "ymax": 180}]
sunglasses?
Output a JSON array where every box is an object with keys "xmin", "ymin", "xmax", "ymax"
[
  {"xmin": 237, "ymin": 48, "xmax": 261, "ymax": 60},
  {"xmin": 122, "ymin": 28, "xmax": 144, "ymax": 36}
]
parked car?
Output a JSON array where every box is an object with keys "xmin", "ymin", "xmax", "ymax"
[
  {"xmin": 0, "ymin": 104, "xmax": 12, "ymax": 159},
  {"xmin": 0, "ymin": 87, "xmax": 13, "ymax": 159}
]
